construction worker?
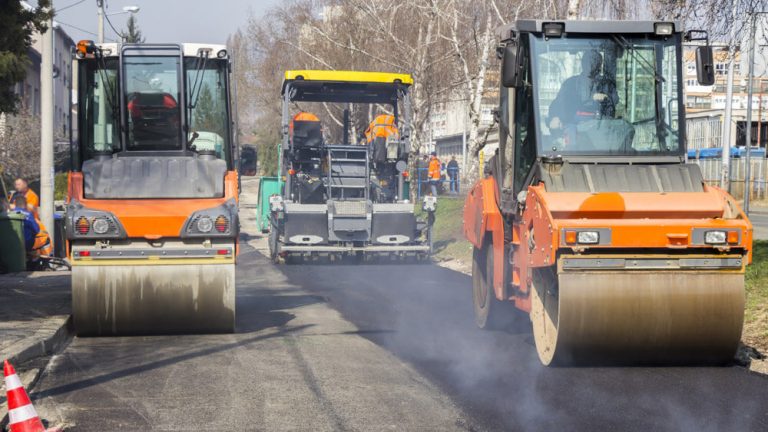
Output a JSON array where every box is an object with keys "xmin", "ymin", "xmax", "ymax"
[
  {"xmin": 365, "ymin": 114, "xmax": 399, "ymax": 162},
  {"xmin": 447, "ymin": 155, "xmax": 459, "ymax": 194},
  {"xmin": 548, "ymin": 50, "xmax": 618, "ymax": 150},
  {"xmin": 11, "ymin": 195, "xmax": 39, "ymax": 253},
  {"xmin": 9, "ymin": 178, "xmax": 39, "ymax": 213},
  {"xmin": 290, "ymin": 111, "xmax": 323, "ymax": 148},
  {"xmin": 365, "ymin": 114, "xmax": 398, "ymax": 142},
  {"xmin": 428, "ymin": 152, "xmax": 441, "ymax": 196}
]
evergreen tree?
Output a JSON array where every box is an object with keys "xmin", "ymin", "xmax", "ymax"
[
  {"xmin": 122, "ymin": 15, "xmax": 145, "ymax": 43},
  {"xmin": 0, "ymin": 0, "xmax": 52, "ymax": 114},
  {"xmin": 194, "ymin": 84, "xmax": 224, "ymax": 136}
]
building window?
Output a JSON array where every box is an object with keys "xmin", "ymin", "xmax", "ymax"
[{"xmin": 715, "ymin": 63, "xmax": 728, "ymax": 76}]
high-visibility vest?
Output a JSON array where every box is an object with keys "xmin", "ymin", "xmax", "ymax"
[
  {"xmin": 365, "ymin": 114, "xmax": 399, "ymax": 143},
  {"xmin": 428, "ymin": 158, "xmax": 441, "ymax": 180}
]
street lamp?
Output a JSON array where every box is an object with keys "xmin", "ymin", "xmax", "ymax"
[{"xmin": 96, "ymin": 1, "xmax": 140, "ymax": 44}]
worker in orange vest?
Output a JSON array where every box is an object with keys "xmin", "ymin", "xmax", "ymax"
[
  {"xmin": 365, "ymin": 114, "xmax": 398, "ymax": 143},
  {"xmin": 428, "ymin": 151, "xmax": 441, "ymax": 196},
  {"xmin": 9, "ymin": 178, "xmax": 39, "ymax": 214},
  {"xmin": 365, "ymin": 114, "xmax": 399, "ymax": 162}
]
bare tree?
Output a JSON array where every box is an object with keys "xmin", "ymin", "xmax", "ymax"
[
  {"xmin": 243, "ymin": 0, "xmax": 461, "ymax": 159},
  {"xmin": 0, "ymin": 112, "xmax": 42, "ymax": 181},
  {"xmin": 235, "ymin": 0, "xmax": 665, "ymax": 180}
]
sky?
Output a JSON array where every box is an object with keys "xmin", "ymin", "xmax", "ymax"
[{"xmin": 49, "ymin": 0, "xmax": 279, "ymax": 44}]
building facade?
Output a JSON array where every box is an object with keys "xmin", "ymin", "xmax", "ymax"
[
  {"xmin": 11, "ymin": 12, "xmax": 75, "ymax": 146},
  {"xmin": 684, "ymin": 17, "xmax": 768, "ymax": 152}
]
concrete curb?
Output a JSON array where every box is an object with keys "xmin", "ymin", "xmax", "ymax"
[
  {"xmin": 1, "ymin": 316, "xmax": 72, "ymax": 431},
  {"xmin": 5, "ymin": 315, "xmax": 73, "ymax": 366}
]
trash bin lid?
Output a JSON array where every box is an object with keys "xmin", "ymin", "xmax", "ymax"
[{"xmin": 0, "ymin": 212, "xmax": 26, "ymax": 221}]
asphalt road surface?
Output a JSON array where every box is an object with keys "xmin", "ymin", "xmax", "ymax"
[
  {"xmin": 283, "ymin": 261, "xmax": 768, "ymax": 432},
  {"xmin": 30, "ymin": 181, "xmax": 768, "ymax": 431}
]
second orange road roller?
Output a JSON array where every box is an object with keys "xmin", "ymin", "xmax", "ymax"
[
  {"xmin": 66, "ymin": 41, "xmax": 239, "ymax": 335},
  {"xmin": 464, "ymin": 20, "xmax": 752, "ymax": 365}
]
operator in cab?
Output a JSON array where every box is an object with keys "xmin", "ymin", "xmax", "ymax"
[
  {"xmin": 365, "ymin": 113, "xmax": 399, "ymax": 160},
  {"xmin": 548, "ymin": 50, "xmax": 618, "ymax": 148}
]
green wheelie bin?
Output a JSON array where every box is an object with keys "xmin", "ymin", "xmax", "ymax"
[{"xmin": 0, "ymin": 212, "xmax": 27, "ymax": 273}]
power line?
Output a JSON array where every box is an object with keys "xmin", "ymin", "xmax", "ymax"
[
  {"xmin": 102, "ymin": 10, "xmax": 123, "ymax": 39},
  {"xmin": 56, "ymin": 0, "xmax": 87, "ymax": 12},
  {"xmin": 57, "ymin": 20, "xmax": 118, "ymax": 42}
]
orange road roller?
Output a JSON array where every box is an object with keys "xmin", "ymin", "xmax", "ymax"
[
  {"xmin": 464, "ymin": 20, "xmax": 751, "ymax": 365},
  {"xmin": 66, "ymin": 41, "xmax": 239, "ymax": 335}
]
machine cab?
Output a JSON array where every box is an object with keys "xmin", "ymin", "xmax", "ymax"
[
  {"xmin": 494, "ymin": 20, "xmax": 713, "ymax": 202},
  {"xmin": 72, "ymin": 42, "xmax": 237, "ymax": 200}
]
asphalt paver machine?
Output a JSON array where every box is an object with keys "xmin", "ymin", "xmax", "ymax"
[
  {"xmin": 269, "ymin": 70, "xmax": 435, "ymax": 262},
  {"xmin": 464, "ymin": 20, "xmax": 752, "ymax": 365},
  {"xmin": 67, "ymin": 41, "xmax": 239, "ymax": 335}
]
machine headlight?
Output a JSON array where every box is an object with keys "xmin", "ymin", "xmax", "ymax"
[
  {"xmin": 704, "ymin": 230, "xmax": 727, "ymax": 245},
  {"xmin": 577, "ymin": 231, "xmax": 599, "ymax": 244},
  {"xmin": 422, "ymin": 195, "xmax": 437, "ymax": 212},
  {"xmin": 564, "ymin": 229, "xmax": 606, "ymax": 245},
  {"xmin": 654, "ymin": 22, "xmax": 674, "ymax": 36},
  {"xmin": 386, "ymin": 136, "xmax": 400, "ymax": 160},
  {"xmin": 92, "ymin": 217, "xmax": 111, "ymax": 235},
  {"xmin": 66, "ymin": 201, "xmax": 126, "ymax": 240},
  {"xmin": 196, "ymin": 216, "xmax": 214, "ymax": 233},
  {"xmin": 181, "ymin": 199, "xmax": 239, "ymax": 238},
  {"xmin": 269, "ymin": 195, "xmax": 284, "ymax": 212}
]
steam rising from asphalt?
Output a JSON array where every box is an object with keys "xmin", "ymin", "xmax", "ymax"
[{"xmin": 280, "ymin": 261, "xmax": 768, "ymax": 432}]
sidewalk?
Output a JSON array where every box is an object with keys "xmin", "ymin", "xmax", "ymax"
[
  {"xmin": 0, "ymin": 272, "xmax": 71, "ymax": 428},
  {"xmin": 0, "ymin": 272, "xmax": 71, "ymax": 366}
]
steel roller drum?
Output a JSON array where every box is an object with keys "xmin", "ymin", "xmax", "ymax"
[
  {"xmin": 72, "ymin": 263, "xmax": 235, "ymax": 335},
  {"xmin": 531, "ymin": 270, "xmax": 744, "ymax": 365}
]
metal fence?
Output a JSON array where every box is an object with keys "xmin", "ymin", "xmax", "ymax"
[
  {"xmin": 693, "ymin": 158, "xmax": 768, "ymax": 201},
  {"xmin": 407, "ymin": 158, "xmax": 768, "ymax": 201}
]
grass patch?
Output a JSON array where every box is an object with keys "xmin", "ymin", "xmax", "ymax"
[
  {"xmin": 745, "ymin": 240, "xmax": 768, "ymax": 348},
  {"xmin": 418, "ymin": 197, "xmax": 473, "ymax": 265},
  {"xmin": 54, "ymin": 172, "xmax": 68, "ymax": 201}
]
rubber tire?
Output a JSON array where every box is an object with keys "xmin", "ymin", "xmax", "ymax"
[{"xmin": 472, "ymin": 242, "xmax": 510, "ymax": 330}]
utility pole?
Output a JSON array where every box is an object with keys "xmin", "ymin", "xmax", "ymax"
[
  {"xmin": 744, "ymin": 13, "xmax": 757, "ymax": 214},
  {"xmin": 744, "ymin": 11, "xmax": 767, "ymax": 214},
  {"xmin": 96, "ymin": 0, "xmax": 107, "ymax": 151},
  {"xmin": 720, "ymin": 0, "xmax": 740, "ymax": 192},
  {"xmin": 39, "ymin": 12, "xmax": 55, "ymax": 248},
  {"xmin": 97, "ymin": 0, "xmax": 105, "ymax": 44}
]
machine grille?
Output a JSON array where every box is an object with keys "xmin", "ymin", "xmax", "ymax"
[{"xmin": 333, "ymin": 200, "xmax": 367, "ymax": 216}]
